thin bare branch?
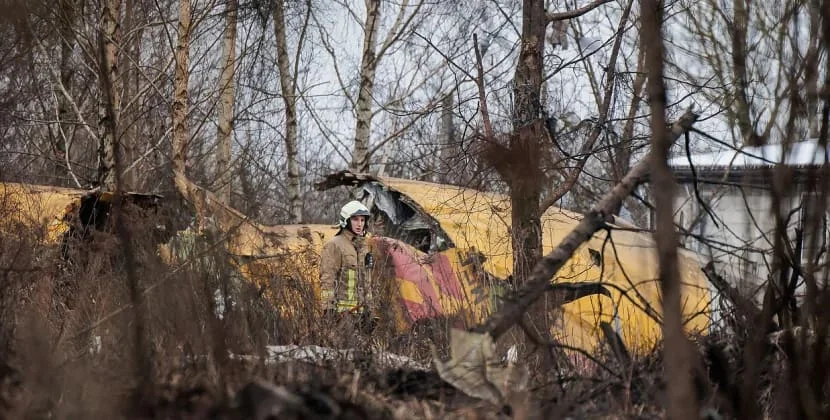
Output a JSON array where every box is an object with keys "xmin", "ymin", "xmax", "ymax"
[
  {"xmin": 546, "ymin": 0, "xmax": 613, "ymax": 22},
  {"xmin": 474, "ymin": 108, "xmax": 699, "ymax": 339},
  {"xmin": 473, "ymin": 33, "xmax": 495, "ymax": 142}
]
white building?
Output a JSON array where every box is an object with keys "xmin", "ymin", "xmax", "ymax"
[{"xmin": 668, "ymin": 139, "xmax": 828, "ymax": 305}]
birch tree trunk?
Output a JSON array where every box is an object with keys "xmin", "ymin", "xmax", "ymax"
[
  {"xmin": 98, "ymin": 0, "xmax": 122, "ymax": 191},
  {"xmin": 274, "ymin": 0, "xmax": 302, "ymax": 223},
  {"xmin": 351, "ymin": 0, "xmax": 381, "ymax": 172},
  {"xmin": 172, "ymin": 0, "xmax": 191, "ymax": 176},
  {"xmin": 121, "ymin": 0, "xmax": 142, "ymax": 189},
  {"xmin": 216, "ymin": 0, "xmax": 237, "ymax": 205}
]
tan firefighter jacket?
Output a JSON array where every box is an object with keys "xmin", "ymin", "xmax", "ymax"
[{"xmin": 319, "ymin": 229, "xmax": 372, "ymax": 313}]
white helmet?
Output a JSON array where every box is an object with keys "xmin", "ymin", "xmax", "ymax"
[{"xmin": 338, "ymin": 200, "xmax": 371, "ymax": 229}]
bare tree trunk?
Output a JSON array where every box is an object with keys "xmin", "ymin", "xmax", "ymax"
[
  {"xmin": 612, "ymin": 45, "xmax": 646, "ymax": 217},
  {"xmin": 487, "ymin": 0, "xmax": 610, "ymax": 283},
  {"xmin": 121, "ymin": 0, "xmax": 135, "ymax": 189},
  {"xmin": 97, "ymin": 0, "xmax": 152, "ymax": 399},
  {"xmin": 804, "ymin": 1, "xmax": 821, "ymax": 138},
  {"xmin": 274, "ymin": 0, "xmax": 302, "ymax": 223},
  {"xmin": 98, "ymin": 0, "xmax": 122, "ymax": 191},
  {"xmin": 121, "ymin": 0, "xmax": 144, "ymax": 190},
  {"xmin": 56, "ymin": 0, "xmax": 77, "ymax": 186},
  {"xmin": 641, "ymin": 0, "xmax": 698, "ymax": 418},
  {"xmin": 509, "ymin": 0, "xmax": 547, "ymax": 282},
  {"xmin": 438, "ymin": 93, "xmax": 456, "ymax": 184},
  {"xmin": 511, "ymin": 0, "xmax": 545, "ymax": 130},
  {"xmin": 351, "ymin": 0, "xmax": 381, "ymax": 172},
  {"xmin": 731, "ymin": 0, "xmax": 759, "ymax": 146},
  {"xmin": 172, "ymin": 0, "xmax": 191, "ymax": 176},
  {"xmin": 216, "ymin": 0, "xmax": 237, "ymax": 205}
]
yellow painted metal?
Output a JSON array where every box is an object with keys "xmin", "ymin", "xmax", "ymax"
[
  {"xmin": 0, "ymin": 182, "xmax": 159, "ymax": 244},
  {"xmin": 0, "ymin": 182, "xmax": 88, "ymax": 242},
  {"xmin": 375, "ymin": 176, "xmax": 711, "ymax": 354},
  {"xmin": 397, "ymin": 279, "xmax": 426, "ymax": 304},
  {"xmin": 4, "ymin": 176, "xmax": 710, "ymax": 356},
  {"xmin": 203, "ymin": 173, "xmax": 710, "ymax": 354}
]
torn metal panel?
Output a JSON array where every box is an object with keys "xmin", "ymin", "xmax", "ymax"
[
  {"xmin": 360, "ymin": 182, "xmax": 408, "ymax": 225},
  {"xmin": 353, "ymin": 180, "xmax": 455, "ymax": 253}
]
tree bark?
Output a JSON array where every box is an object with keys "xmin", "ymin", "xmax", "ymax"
[
  {"xmin": 491, "ymin": 0, "xmax": 612, "ymax": 284},
  {"xmin": 172, "ymin": 0, "xmax": 191, "ymax": 176},
  {"xmin": 351, "ymin": 0, "xmax": 381, "ymax": 172},
  {"xmin": 731, "ymin": 0, "xmax": 758, "ymax": 145},
  {"xmin": 121, "ymin": 0, "xmax": 140, "ymax": 189},
  {"xmin": 641, "ymin": 0, "xmax": 699, "ymax": 418},
  {"xmin": 804, "ymin": 1, "xmax": 821, "ymax": 138},
  {"xmin": 508, "ymin": 0, "xmax": 547, "ymax": 282},
  {"xmin": 97, "ymin": 0, "xmax": 152, "ymax": 400},
  {"xmin": 216, "ymin": 0, "xmax": 237, "ymax": 205},
  {"xmin": 438, "ymin": 93, "xmax": 456, "ymax": 184},
  {"xmin": 274, "ymin": 0, "xmax": 302, "ymax": 223},
  {"xmin": 511, "ymin": 0, "xmax": 546, "ymax": 130},
  {"xmin": 611, "ymin": 45, "xmax": 646, "ymax": 217},
  {"xmin": 98, "ymin": 0, "xmax": 122, "ymax": 191}
]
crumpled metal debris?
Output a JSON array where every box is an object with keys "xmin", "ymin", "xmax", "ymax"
[{"xmin": 431, "ymin": 328, "xmax": 528, "ymax": 405}]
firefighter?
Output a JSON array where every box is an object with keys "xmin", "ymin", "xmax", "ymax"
[{"xmin": 319, "ymin": 200, "xmax": 375, "ymax": 325}]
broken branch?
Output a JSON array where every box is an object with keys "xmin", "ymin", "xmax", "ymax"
[
  {"xmin": 702, "ymin": 261, "xmax": 760, "ymax": 327},
  {"xmin": 473, "ymin": 33, "xmax": 495, "ymax": 142},
  {"xmin": 473, "ymin": 107, "xmax": 699, "ymax": 339},
  {"xmin": 546, "ymin": 0, "xmax": 613, "ymax": 22},
  {"xmin": 599, "ymin": 321, "xmax": 631, "ymax": 368}
]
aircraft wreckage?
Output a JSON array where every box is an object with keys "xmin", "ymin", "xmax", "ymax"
[
  {"xmin": 311, "ymin": 171, "xmax": 711, "ymax": 354},
  {"xmin": 0, "ymin": 181, "xmax": 162, "ymax": 245},
  {"xmin": 1, "ymin": 173, "xmax": 710, "ymax": 356}
]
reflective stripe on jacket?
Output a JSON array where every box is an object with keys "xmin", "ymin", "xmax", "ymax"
[{"xmin": 319, "ymin": 229, "xmax": 371, "ymax": 312}]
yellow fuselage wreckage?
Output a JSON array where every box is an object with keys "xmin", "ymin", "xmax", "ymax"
[{"xmin": 1, "ymin": 174, "xmax": 710, "ymax": 356}]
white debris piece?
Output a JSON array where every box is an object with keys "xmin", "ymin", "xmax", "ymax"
[
  {"xmin": 432, "ymin": 329, "xmax": 529, "ymax": 405},
  {"xmin": 214, "ymin": 288, "xmax": 225, "ymax": 319},
  {"xmin": 504, "ymin": 344, "xmax": 518, "ymax": 364},
  {"xmin": 230, "ymin": 345, "xmax": 428, "ymax": 371},
  {"xmin": 90, "ymin": 335, "xmax": 102, "ymax": 355}
]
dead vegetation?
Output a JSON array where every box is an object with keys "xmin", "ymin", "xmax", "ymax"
[{"xmin": 0, "ymin": 193, "xmax": 827, "ymax": 420}]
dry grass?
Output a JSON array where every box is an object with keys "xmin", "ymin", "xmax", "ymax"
[{"xmin": 0, "ymin": 201, "xmax": 827, "ymax": 419}]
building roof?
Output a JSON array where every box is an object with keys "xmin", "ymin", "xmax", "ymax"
[{"xmin": 668, "ymin": 138, "xmax": 828, "ymax": 170}]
